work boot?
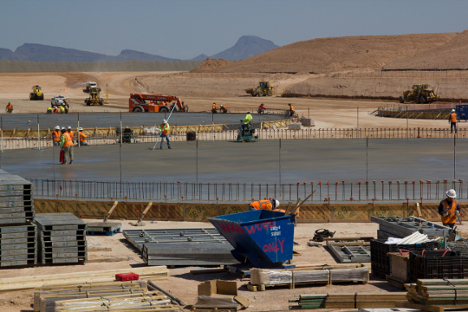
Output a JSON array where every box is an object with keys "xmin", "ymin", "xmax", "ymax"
[
  {"xmin": 70, "ymin": 161, "xmax": 73, "ymax": 164},
  {"xmin": 168, "ymin": 146, "xmax": 172, "ymax": 149},
  {"xmin": 160, "ymin": 147, "xmax": 164, "ymax": 150}
]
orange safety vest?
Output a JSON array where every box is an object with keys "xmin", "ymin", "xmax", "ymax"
[
  {"xmin": 68, "ymin": 131, "xmax": 74, "ymax": 142},
  {"xmin": 62, "ymin": 132, "xmax": 73, "ymax": 147},
  {"xmin": 79, "ymin": 132, "xmax": 87, "ymax": 142},
  {"xmin": 52, "ymin": 130, "xmax": 61, "ymax": 142},
  {"xmin": 441, "ymin": 199, "xmax": 458, "ymax": 224},
  {"xmin": 450, "ymin": 112, "xmax": 457, "ymax": 123},
  {"xmin": 289, "ymin": 105, "xmax": 294, "ymax": 111},
  {"xmin": 249, "ymin": 200, "xmax": 273, "ymax": 210},
  {"xmin": 160, "ymin": 123, "xmax": 169, "ymax": 136},
  {"xmin": 6, "ymin": 104, "xmax": 12, "ymax": 111},
  {"xmin": 212, "ymin": 104, "xmax": 217, "ymax": 110}
]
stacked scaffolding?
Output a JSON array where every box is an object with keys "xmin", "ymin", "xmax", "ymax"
[
  {"xmin": 0, "ymin": 170, "xmax": 36, "ymax": 267},
  {"xmin": 35, "ymin": 213, "xmax": 87, "ymax": 264}
]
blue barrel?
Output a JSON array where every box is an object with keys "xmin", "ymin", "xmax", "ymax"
[{"xmin": 209, "ymin": 210, "xmax": 295, "ymax": 268}]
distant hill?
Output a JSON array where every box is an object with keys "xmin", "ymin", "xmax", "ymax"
[
  {"xmin": 190, "ymin": 54, "xmax": 210, "ymax": 61},
  {"xmin": 209, "ymin": 35, "xmax": 279, "ymax": 61},
  {"xmin": 0, "ymin": 48, "xmax": 15, "ymax": 61},
  {"xmin": 117, "ymin": 49, "xmax": 179, "ymax": 62}
]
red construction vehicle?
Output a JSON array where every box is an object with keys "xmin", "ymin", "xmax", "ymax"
[{"xmin": 128, "ymin": 93, "xmax": 188, "ymax": 113}]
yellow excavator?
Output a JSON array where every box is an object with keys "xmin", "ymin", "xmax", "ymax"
[{"xmin": 30, "ymin": 85, "xmax": 44, "ymax": 100}]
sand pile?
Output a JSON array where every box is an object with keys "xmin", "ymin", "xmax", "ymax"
[
  {"xmin": 383, "ymin": 30, "xmax": 468, "ymax": 70},
  {"xmin": 190, "ymin": 58, "xmax": 233, "ymax": 73},
  {"xmin": 195, "ymin": 33, "xmax": 457, "ymax": 74}
]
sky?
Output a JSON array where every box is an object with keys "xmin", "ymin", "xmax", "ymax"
[{"xmin": 1, "ymin": 0, "xmax": 467, "ymax": 60}]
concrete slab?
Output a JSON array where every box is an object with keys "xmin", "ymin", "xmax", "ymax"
[{"xmin": 0, "ymin": 139, "xmax": 466, "ymax": 185}]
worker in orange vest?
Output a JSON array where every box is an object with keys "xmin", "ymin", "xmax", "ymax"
[
  {"xmin": 67, "ymin": 126, "xmax": 75, "ymax": 143},
  {"xmin": 288, "ymin": 103, "xmax": 295, "ymax": 117},
  {"xmin": 249, "ymin": 199, "xmax": 280, "ymax": 211},
  {"xmin": 78, "ymin": 127, "xmax": 88, "ymax": 146},
  {"xmin": 449, "ymin": 109, "xmax": 457, "ymax": 134},
  {"xmin": 219, "ymin": 105, "xmax": 227, "ymax": 113},
  {"xmin": 5, "ymin": 102, "xmax": 13, "ymax": 113},
  {"xmin": 60, "ymin": 127, "xmax": 74, "ymax": 164},
  {"xmin": 52, "ymin": 125, "xmax": 61, "ymax": 146},
  {"xmin": 212, "ymin": 103, "xmax": 217, "ymax": 114},
  {"xmin": 438, "ymin": 189, "xmax": 461, "ymax": 229},
  {"xmin": 159, "ymin": 119, "xmax": 171, "ymax": 150}
]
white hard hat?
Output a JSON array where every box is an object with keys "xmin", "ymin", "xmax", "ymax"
[
  {"xmin": 78, "ymin": 127, "xmax": 83, "ymax": 131},
  {"xmin": 54, "ymin": 125, "xmax": 60, "ymax": 130},
  {"xmin": 275, "ymin": 200, "xmax": 280, "ymax": 208},
  {"xmin": 68, "ymin": 126, "xmax": 72, "ymax": 129},
  {"xmin": 452, "ymin": 109, "xmax": 456, "ymax": 112},
  {"xmin": 163, "ymin": 119, "xmax": 167, "ymax": 123},
  {"xmin": 446, "ymin": 189, "xmax": 457, "ymax": 199}
]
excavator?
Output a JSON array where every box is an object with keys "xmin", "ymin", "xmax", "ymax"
[{"xmin": 128, "ymin": 93, "xmax": 188, "ymax": 113}]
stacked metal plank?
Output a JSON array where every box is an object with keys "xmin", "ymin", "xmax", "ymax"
[
  {"xmin": 123, "ymin": 228, "xmax": 238, "ymax": 266},
  {"xmin": 371, "ymin": 216, "xmax": 452, "ymax": 239},
  {"xmin": 35, "ymin": 213, "xmax": 87, "ymax": 264},
  {"xmin": 0, "ymin": 170, "xmax": 36, "ymax": 267}
]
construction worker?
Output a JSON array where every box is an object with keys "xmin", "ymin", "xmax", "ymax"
[
  {"xmin": 5, "ymin": 102, "xmax": 13, "ymax": 113},
  {"xmin": 438, "ymin": 189, "xmax": 461, "ymax": 229},
  {"xmin": 449, "ymin": 109, "xmax": 457, "ymax": 134},
  {"xmin": 60, "ymin": 104, "xmax": 65, "ymax": 114},
  {"xmin": 243, "ymin": 111, "xmax": 253, "ymax": 125},
  {"xmin": 46, "ymin": 107, "xmax": 53, "ymax": 114},
  {"xmin": 249, "ymin": 199, "xmax": 280, "ymax": 211},
  {"xmin": 219, "ymin": 105, "xmax": 227, "ymax": 114},
  {"xmin": 212, "ymin": 103, "xmax": 217, "ymax": 114},
  {"xmin": 258, "ymin": 103, "xmax": 266, "ymax": 115},
  {"xmin": 78, "ymin": 127, "xmax": 88, "ymax": 146},
  {"xmin": 53, "ymin": 107, "xmax": 59, "ymax": 114},
  {"xmin": 60, "ymin": 127, "xmax": 74, "ymax": 164},
  {"xmin": 288, "ymin": 103, "xmax": 295, "ymax": 117},
  {"xmin": 52, "ymin": 126, "xmax": 61, "ymax": 146},
  {"xmin": 67, "ymin": 126, "xmax": 75, "ymax": 143},
  {"xmin": 159, "ymin": 119, "xmax": 171, "ymax": 150}
]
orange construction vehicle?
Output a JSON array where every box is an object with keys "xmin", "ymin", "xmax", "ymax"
[{"xmin": 129, "ymin": 93, "xmax": 188, "ymax": 113}]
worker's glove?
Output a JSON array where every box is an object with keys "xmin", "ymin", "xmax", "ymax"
[{"xmin": 443, "ymin": 210, "xmax": 450, "ymax": 217}]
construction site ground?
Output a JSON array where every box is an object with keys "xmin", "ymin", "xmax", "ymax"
[{"xmin": 3, "ymin": 219, "xmax": 468, "ymax": 312}]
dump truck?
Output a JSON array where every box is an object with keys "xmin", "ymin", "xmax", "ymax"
[
  {"xmin": 129, "ymin": 93, "xmax": 188, "ymax": 113},
  {"xmin": 83, "ymin": 81, "xmax": 97, "ymax": 93},
  {"xmin": 30, "ymin": 85, "xmax": 44, "ymax": 100},
  {"xmin": 84, "ymin": 87, "xmax": 103, "ymax": 106},
  {"xmin": 245, "ymin": 81, "xmax": 275, "ymax": 97},
  {"xmin": 399, "ymin": 84, "xmax": 438, "ymax": 104}
]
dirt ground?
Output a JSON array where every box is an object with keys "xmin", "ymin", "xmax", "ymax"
[
  {"xmin": 0, "ymin": 72, "xmax": 463, "ymax": 131},
  {"xmin": 3, "ymin": 219, "xmax": 466, "ymax": 312}
]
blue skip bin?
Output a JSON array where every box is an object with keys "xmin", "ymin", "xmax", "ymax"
[{"xmin": 209, "ymin": 210, "xmax": 295, "ymax": 268}]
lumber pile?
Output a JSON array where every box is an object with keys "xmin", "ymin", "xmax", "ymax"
[
  {"xmin": 289, "ymin": 292, "xmax": 407, "ymax": 309},
  {"xmin": 0, "ymin": 266, "xmax": 168, "ymax": 293},
  {"xmin": 248, "ymin": 264, "xmax": 369, "ymax": 291},
  {"xmin": 406, "ymin": 279, "xmax": 468, "ymax": 306}
]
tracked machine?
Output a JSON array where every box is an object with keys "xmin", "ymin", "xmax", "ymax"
[{"xmin": 129, "ymin": 93, "xmax": 188, "ymax": 113}]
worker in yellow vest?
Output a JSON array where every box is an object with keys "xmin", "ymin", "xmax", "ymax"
[
  {"xmin": 159, "ymin": 119, "xmax": 171, "ymax": 150},
  {"xmin": 60, "ymin": 127, "xmax": 74, "ymax": 164},
  {"xmin": 212, "ymin": 103, "xmax": 217, "ymax": 114},
  {"xmin": 52, "ymin": 125, "xmax": 61, "ymax": 146},
  {"xmin": 438, "ymin": 189, "xmax": 461, "ymax": 229},
  {"xmin": 249, "ymin": 199, "xmax": 280, "ymax": 211},
  {"xmin": 449, "ymin": 109, "xmax": 457, "ymax": 134}
]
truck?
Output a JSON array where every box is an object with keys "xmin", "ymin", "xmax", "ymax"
[
  {"xmin": 83, "ymin": 81, "xmax": 97, "ymax": 93},
  {"xmin": 129, "ymin": 93, "xmax": 188, "ymax": 113}
]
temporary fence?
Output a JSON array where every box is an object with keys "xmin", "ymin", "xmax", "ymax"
[
  {"xmin": 378, "ymin": 103, "xmax": 459, "ymax": 113},
  {"xmin": 29, "ymin": 178, "xmax": 465, "ymax": 204}
]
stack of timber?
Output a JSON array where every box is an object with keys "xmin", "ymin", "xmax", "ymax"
[
  {"xmin": 404, "ymin": 279, "xmax": 468, "ymax": 311},
  {"xmin": 289, "ymin": 292, "xmax": 407, "ymax": 309},
  {"xmin": 247, "ymin": 264, "xmax": 369, "ymax": 291},
  {"xmin": 0, "ymin": 170, "xmax": 36, "ymax": 267},
  {"xmin": 34, "ymin": 213, "xmax": 87, "ymax": 264},
  {"xmin": 0, "ymin": 266, "xmax": 168, "ymax": 293}
]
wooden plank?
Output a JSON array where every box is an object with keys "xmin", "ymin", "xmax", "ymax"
[{"xmin": 323, "ymin": 236, "xmax": 374, "ymax": 241}]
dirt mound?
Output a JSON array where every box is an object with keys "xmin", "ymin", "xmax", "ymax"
[
  {"xmin": 384, "ymin": 30, "xmax": 468, "ymax": 70},
  {"xmin": 190, "ymin": 58, "xmax": 233, "ymax": 73},
  {"xmin": 212, "ymin": 33, "xmax": 457, "ymax": 74}
]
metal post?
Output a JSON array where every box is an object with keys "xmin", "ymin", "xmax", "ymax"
[
  {"xmin": 78, "ymin": 112, "xmax": 80, "ymax": 148},
  {"xmin": 37, "ymin": 114, "xmax": 41, "ymax": 150},
  {"xmin": 212, "ymin": 112, "xmax": 214, "ymax": 142},
  {"xmin": 196, "ymin": 139, "xmax": 199, "ymax": 184},
  {"xmin": 366, "ymin": 137, "xmax": 369, "ymax": 181},
  {"xmin": 119, "ymin": 112, "xmax": 122, "ymax": 195},
  {"xmin": 454, "ymin": 134, "xmax": 456, "ymax": 180},
  {"xmin": 1, "ymin": 116, "xmax": 3, "ymax": 155},
  {"xmin": 279, "ymin": 138, "xmax": 282, "ymax": 195},
  {"xmin": 406, "ymin": 106, "xmax": 409, "ymax": 140}
]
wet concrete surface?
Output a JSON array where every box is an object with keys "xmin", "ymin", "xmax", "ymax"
[
  {"xmin": 1, "ymin": 112, "xmax": 282, "ymax": 130},
  {"xmin": 1, "ymin": 139, "xmax": 467, "ymax": 184}
]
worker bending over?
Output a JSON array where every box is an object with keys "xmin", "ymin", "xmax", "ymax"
[
  {"xmin": 449, "ymin": 109, "xmax": 457, "ymax": 134},
  {"xmin": 219, "ymin": 105, "xmax": 227, "ymax": 113},
  {"xmin": 249, "ymin": 199, "xmax": 280, "ymax": 211},
  {"xmin": 258, "ymin": 103, "xmax": 266, "ymax": 115},
  {"xmin": 78, "ymin": 127, "xmax": 88, "ymax": 146},
  {"xmin": 288, "ymin": 103, "xmax": 295, "ymax": 117},
  {"xmin": 60, "ymin": 127, "xmax": 74, "ymax": 164},
  {"xmin": 5, "ymin": 102, "xmax": 13, "ymax": 113},
  {"xmin": 52, "ymin": 126, "xmax": 61, "ymax": 146},
  {"xmin": 212, "ymin": 103, "xmax": 217, "ymax": 114},
  {"xmin": 159, "ymin": 119, "xmax": 171, "ymax": 150},
  {"xmin": 438, "ymin": 189, "xmax": 461, "ymax": 229},
  {"xmin": 47, "ymin": 107, "xmax": 53, "ymax": 114}
]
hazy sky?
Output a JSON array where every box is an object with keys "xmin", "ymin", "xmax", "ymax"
[{"xmin": 1, "ymin": 0, "xmax": 467, "ymax": 60}]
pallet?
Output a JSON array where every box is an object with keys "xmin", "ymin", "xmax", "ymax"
[
  {"xmin": 247, "ymin": 278, "xmax": 364, "ymax": 291},
  {"xmin": 86, "ymin": 222, "xmax": 121, "ymax": 236}
]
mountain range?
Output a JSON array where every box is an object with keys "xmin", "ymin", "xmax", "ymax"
[{"xmin": 0, "ymin": 36, "xmax": 279, "ymax": 63}]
